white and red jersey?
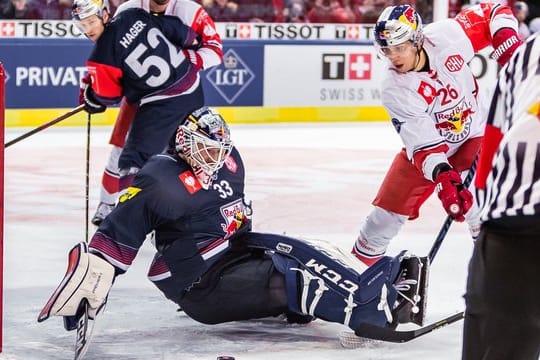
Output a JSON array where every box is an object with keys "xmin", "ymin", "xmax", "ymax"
[
  {"xmin": 115, "ymin": 0, "xmax": 223, "ymax": 70},
  {"xmin": 381, "ymin": 3, "xmax": 518, "ymax": 181}
]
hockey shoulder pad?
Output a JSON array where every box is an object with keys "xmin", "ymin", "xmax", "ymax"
[{"xmin": 37, "ymin": 242, "xmax": 115, "ymax": 323}]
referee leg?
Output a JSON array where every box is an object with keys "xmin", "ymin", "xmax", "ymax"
[{"xmin": 462, "ymin": 226, "xmax": 540, "ymax": 360}]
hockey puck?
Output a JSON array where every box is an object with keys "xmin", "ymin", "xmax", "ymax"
[{"xmin": 217, "ymin": 357, "xmax": 235, "ymax": 360}]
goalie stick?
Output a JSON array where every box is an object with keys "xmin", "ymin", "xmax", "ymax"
[
  {"xmin": 73, "ymin": 112, "xmax": 98, "ymax": 360},
  {"xmin": 73, "ymin": 301, "xmax": 106, "ymax": 360},
  {"xmin": 74, "ymin": 301, "xmax": 90, "ymax": 360},
  {"xmin": 339, "ymin": 311, "xmax": 464, "ymax": 347}
]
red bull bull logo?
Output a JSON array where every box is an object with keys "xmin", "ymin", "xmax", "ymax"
[
  {"xmin": 222, "ymin": 211, "xmax": 245, "ymax": 239},
  {"xmin": 399, "ymin": 7, "xmax": 417, "ymax": 30},
  {"xmin": 220, "ymin": 200, "xmax": 247, "ymax": 239},
  {"xmin": 435, "ymin": 100, "xmax": 474, "ymax": 143}
]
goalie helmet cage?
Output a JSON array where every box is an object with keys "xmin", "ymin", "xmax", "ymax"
[{"xmin": 0, "ymin": 62, "xmax": 5, "ymax": 353}]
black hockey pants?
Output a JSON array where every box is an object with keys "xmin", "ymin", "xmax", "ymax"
[{"xmin": 462, "ymin": 217, "xmax": 540, "ymax": 360}]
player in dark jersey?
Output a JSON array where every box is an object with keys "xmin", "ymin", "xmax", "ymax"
[
  {"xmin": 38, "ymin": 108, "xmax": 428, "ymax": 345},
  {"xmin": 73, "ymin": 0, "xmax": 205, "ymax": 204},
  {"xmin": 91, "ymin": 0, "xmax": 223, "ymax": 226}
]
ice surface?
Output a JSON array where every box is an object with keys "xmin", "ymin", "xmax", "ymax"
[{"xmin": 2, "ymin": 122, "xmax": 473, "ymax": 359}]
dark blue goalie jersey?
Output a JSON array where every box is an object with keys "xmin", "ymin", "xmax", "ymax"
[
  {"xmin": 87, "ymin": 8, "xmax": 199, "ymax": 105},
  {"xmin": 88, "ymin": 147, "xmax": 251, "ymax": 295}
]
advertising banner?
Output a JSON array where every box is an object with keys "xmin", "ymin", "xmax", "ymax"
[
  {"xmin": 0, "ymin": 20, "xmax": 375, "ymax": 42},
  {"xmin": 0, "ymin": 20, "xmax": 498, "ymax": 124},
  {"xmin": 216, "ymin": 22, "xmax": 375, "ymax": 42},
  {"xmin": 264, "ymin": 44, "xmax": 385, "ymax": 107},
  {"xmin": 0, "ymin": 40, "xmax": 89, "ymax": 108},
  {"xmin": 0, "ymin": 20, "xmax": 84, "ymax": 39},
  {"xmin": 0, "ymin": 40, "xmax": 264, "ymax": 109},
  {"xmin": 264, "ymin": 45, "xmax": 497, "ymax": 107},
  {"xmin": 202, "ymin": 43, "xmax": 264, "ymax": 106}
]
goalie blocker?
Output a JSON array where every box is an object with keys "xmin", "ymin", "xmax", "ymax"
[{"xmin": 37, "ymin": 242, "xmax": 115, "ymax": 330}]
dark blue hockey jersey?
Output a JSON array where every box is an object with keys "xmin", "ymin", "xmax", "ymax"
[
  {"xmin": 87, "ymin": 8, "xmax": 199, "ymax": 105},
  {"xmin": 88, "ymin": 147, "xmax": 251, "ymax": 298}
]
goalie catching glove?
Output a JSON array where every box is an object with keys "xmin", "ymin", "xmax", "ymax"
[
  {"xmin": 434, "ymin": 165, "xmax": 472, "ymax": 222},
  {"xmin": 37, "ymin": 242, "xmax": 115, "ymax": 330}
]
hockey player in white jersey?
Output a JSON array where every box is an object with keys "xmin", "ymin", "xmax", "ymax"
[
  {"xmin": 91, "ymin": 0, "xmax": 223, "ymax": 225},
  {"xmin": 352, "ymin": 3, "xmax": 522, "ymax": 267}
]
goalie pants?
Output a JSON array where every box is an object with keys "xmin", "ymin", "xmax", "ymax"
[
  {"xmin": 177, "ymin": 249, "xmax": 291, "ymax": 324},
  {"xmin": 462, "ymin": 216, "xmax": 540, "ymax": 360}
]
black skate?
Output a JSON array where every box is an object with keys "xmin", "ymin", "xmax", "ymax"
[{"xmin": 390, "ymin": 254, "xmax": 430, "ymax": 328}]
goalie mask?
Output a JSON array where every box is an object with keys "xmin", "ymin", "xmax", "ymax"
[
  {"xmin": 175, "ymin": 107, "xmax": 233, "ymax": 189},
  {"xmin": 374, "ymin": 5, "xmax": 424, "ymax": 50}
]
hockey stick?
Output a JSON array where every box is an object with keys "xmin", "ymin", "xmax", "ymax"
[
  {"xmin": 5, "ymin": 104, "xmax": 85, "ymax": 148},
  {"xmin": 428, "ymin": 158, "xmax": 478, "ymax": 263},
  {"xmin": 75, "ymin": 113, "xmax": 93, "ymax": 360},
  {"xmin": 340, "ymin": 311, "xmax": 464, "ymax": 346},
  {"xmin": 84, "ymin": 112, "xmax": 91, "ymax": 243}
]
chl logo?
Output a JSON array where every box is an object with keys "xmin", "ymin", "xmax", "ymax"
[
  {"xmin": 206, "ymin": 49, "xmax": 254, "ymax": 104},
  {"xmin": 322, "ymin": 53, "xmax": 371, "ymax": 80},
  {"xmin": 445, "ymin": 54, "xmax": 465, "ymax": 72}
]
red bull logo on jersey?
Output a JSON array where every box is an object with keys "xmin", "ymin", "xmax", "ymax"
[
  {"xmin": 220, "ymin": 200, "xmax": 247, "ymax": 239},
  {"xmin": 434, "ymin": 98, "xmax": 474, "ymax": 143}
]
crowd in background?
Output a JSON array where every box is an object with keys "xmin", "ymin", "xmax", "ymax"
[{"xmin": 1, "ymin": 0, "xmax": 539, "ymax": 37}]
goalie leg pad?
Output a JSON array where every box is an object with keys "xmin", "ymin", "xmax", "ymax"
[
  {"xmin": 272, "ymin": 252, "xmax": 404, "ymax": 330},
  {"xmin": 245, "ymin": 232, "xmax": 403, "ymax": 330},
  {"xmin": 38, "ymin": 242, "xmax": 115, "ymax": 323}
]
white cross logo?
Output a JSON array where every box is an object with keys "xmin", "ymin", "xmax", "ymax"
[
  {"xmin": 349, "ymin": 54, "xmax": 371, "ymax": 80},
  {"xmin": 1, "ymin": 22, "xmax": 16, "ymax": 37},
  {"xmin": 239, "ymin": 24, "xmax": 251, "ymax": 39}
]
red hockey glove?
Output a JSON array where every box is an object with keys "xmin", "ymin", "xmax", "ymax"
[
  {"xmin": 434, "ymin": 169, "xmax": 473, "ymax": 222},
  {"xmin": 490, "ymin": 28, "xmax": 522, "ymax": 67}
]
